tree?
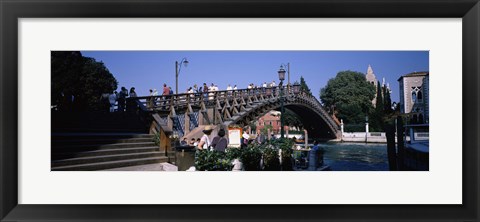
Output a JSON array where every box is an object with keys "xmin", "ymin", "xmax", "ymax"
[
  {"xmin": 261, "ymin": 125, "xmax": 273, "ymax": 136},
  {"xmin": 299, "ymin": 76, "xmax": 312, "ymax": 95},
  {"xmin": 51, "ymin": 51, "xmax": 118, "ymax": 111},
  {"xmin": 370, "ymin": 81, "xmax": 385, "ymax": 131},
  {"xmin": 283, "ymin": 108, "xmax": 303, "ymax": 129},
  {"xmin": 320, "ymin": 70, "xmax": 376, "ymax": 125}
]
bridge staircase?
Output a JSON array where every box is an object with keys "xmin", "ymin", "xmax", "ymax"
[{"xmin": 51, "ymin": 112, "xmax": 168, "ymax": 171}]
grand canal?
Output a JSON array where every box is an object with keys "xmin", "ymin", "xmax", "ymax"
[{"xmin": 319, "ymin": 143, "xmax": 389, "ymax": 171}]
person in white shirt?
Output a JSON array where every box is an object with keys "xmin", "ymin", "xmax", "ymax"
[
  {"xmin": 227, "ymin": 84, "xmax": 232, "ymax": 91},
  {"xmin": 197, "ymin": 125, "xmax": 214, "ymax": 150}
]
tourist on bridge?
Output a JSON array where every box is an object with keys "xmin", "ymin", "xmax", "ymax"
[
  {"xmin": 108, "ymin": 91, "xmax": 117, "ymax": 113},
  {"xmin": 197, "ymin": 126, "xmax": 213, "ymax": 150},
  {"xmin": 162, "ymin": 84, "xmax": 170, "ymax": 109},
  {"xmin": 126, "ymin": 87, "xmax": 138, "ymax": 113},
  {"xmin": 203, "ymin": 83, "xmax": 208, "ymax": 101},
  {"xmin": 162, "ymin": 84, "xmax": 169, "ymax": 95},
  {"xmin": 117, "ymin": 87, "xmax": 128, "ymax": 112},
  {"xmin": 190, "ymin": 138, "xmax": 196, "ymax": 146}
]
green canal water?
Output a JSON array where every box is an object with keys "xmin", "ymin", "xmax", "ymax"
[{"xmin": 319, "ymin": 142, "xmax": 389, "ymax": 171}]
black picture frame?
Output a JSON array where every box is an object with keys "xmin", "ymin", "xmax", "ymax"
[{"xmin": 1, "ymin": 0, "xmax": 479, "ymax": 221}]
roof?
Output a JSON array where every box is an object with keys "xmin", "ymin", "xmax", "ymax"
[{"xmin": 397, "ymin": 71, "xmax": 429, "ymax": 81}]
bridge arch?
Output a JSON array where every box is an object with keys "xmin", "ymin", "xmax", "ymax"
[{"xmin": 134, "ymin": 86, "xmax": 341, "ymax": 141}]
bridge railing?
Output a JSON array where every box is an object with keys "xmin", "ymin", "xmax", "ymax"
[{"xmin": 130, "ymin": 86, "xmax": 291, "ymax": 111}]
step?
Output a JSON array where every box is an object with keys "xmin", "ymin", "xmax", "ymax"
[
  {"xmin": 52, "ymin": 142, "xmax": 156, "ymax": 151},
  {"xmin": 52, "ymin": 138, "xmax": 154, "ymax": 146},
  {"xmin": 52, "ymin": 146, "xmax": 161, "ymax": 160},
  {"xmin": 51, "ymin": 152, "xmax": 166, "ymax": 167},
  {"xmin": 52, "ymin": 128, "xmax": 147, "ymax": 133},
  {"xmin": 51, "ymin": 156, "xmax": 169, "ymax": 171},
  {"xmin": 52, "ymin": 133, "xmax": 154, "ymax": 140}
]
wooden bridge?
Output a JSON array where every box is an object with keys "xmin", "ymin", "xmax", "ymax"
[{"xmin": 129, "ymin": 85, "xmax": 341, "ymax": 150}]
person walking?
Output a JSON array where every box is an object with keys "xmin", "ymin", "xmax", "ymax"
[
  {"xmin": 308, "ymin": 141, "xmax": 321, "ymax": 171},
  {"xmin": 211, "ymin": 128, "xmax": 229, "ymax": 152},
  {"xmin": 197, "ymin": 126, "xmax": 213, "ymax": 150}
]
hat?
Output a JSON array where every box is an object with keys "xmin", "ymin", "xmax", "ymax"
[{"xmin": 203, "ymin": 125, "xmax": 213, "ymax": 133}]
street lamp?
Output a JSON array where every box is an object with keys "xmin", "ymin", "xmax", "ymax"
[
  {"xmin": 175, "ymin": 58, "xmax": 189, "ymax": 95},
  {"xmin": 293, "ymin": 82, "xmax": 300, "ymax": 95},
  {"xmin": 280, "ymin": 62, "xmax": 290, "ymax": 91},
  {"xmin": 278, "ymin": 65, "xmax": 286, "ymax": 139}
]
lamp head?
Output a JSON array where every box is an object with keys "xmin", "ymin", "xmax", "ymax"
[{"xmin": 278, "ymin": 65, "xmax": 286, "ymax": 81}]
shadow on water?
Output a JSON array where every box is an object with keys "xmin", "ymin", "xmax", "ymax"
[{"xmin": 320, "ymin": 142, "xmax": 389, "ymax": 171}]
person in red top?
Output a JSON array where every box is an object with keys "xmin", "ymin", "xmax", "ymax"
[
  {"xmin": 162, "ymin": 83, "xmax": 169, "ymax": 109},
  {"xmin": 162, "ymin": 84, "xmax": 169, "ymax": 95}
]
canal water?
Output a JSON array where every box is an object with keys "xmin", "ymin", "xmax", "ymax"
[{"xmin": 319, "ymin": 142, "xmax": 389, "ymax": 171}]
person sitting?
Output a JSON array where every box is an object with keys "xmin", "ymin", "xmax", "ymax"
[{"xmin": 180, "ymin": 137, "xmax": 188, "ymax": 146}]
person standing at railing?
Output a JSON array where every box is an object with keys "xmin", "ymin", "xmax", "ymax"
[
  {"xmin": 270, "ymin": 80, "xmax": 276, "ymax": 95},
  {"xmin": 108, "ymin": 91, "xmax": 117, "ymax": 113},
  {"xmin": 187, "ymin": 87, "xmax": 194, "ymax": 102},
  {"xmin": 127, "ymin": 87, "xmax": 138, "ymax": 113},
  {"xmin": 117, "ymin": 87, "xmax": 128, "ymax": 112},
  {"xmin": 203, "ymin": 83, "xmax": 209, "ymax": 102},
  {"xmin": 162, "ymin": 84, "xmax": 169, "ymax": 109}
]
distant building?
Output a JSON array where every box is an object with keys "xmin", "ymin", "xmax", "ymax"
[
  {"xmin": 256, "ymin": 111, "xmax": 281, "ymax": 134},
  {"xmin": 365, "ymin": 65, "xmax": 391, "ymax": 107},
  {"xmin": 398, "ymin": 71, "xmax": 429, "ymax": 123}
]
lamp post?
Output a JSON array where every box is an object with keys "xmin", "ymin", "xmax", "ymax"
[
  {"xmin": 280, "ymin": 63, "xmax": 290, "ymax": 92},
  {"xmin": 175, "ymin": 58, "xmax": 189, "ymax": 95},
  {"xmin": 278, "ymin": 65, "xmax": 286, "ymax": 139}
]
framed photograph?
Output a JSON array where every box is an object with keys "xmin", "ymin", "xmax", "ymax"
[{"xmin": 1, "ymin": 0, "xmax": 479, "ymax": 221}]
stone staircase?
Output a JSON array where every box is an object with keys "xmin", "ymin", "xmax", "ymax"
[{"xmin": 51, "ymin": 112, "xmax": 169, "ymax": 171}]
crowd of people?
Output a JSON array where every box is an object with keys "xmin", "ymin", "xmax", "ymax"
[
  {"xmin": 179, "ymin": 126, "xmax": 229, "ymax": 152},
  {"xmin": 106, "ymin": 80, "xmax": 281, "ymax": 110},
  {"xmin": 103, "ymin": 86, "xmax": 138, "ymax": 113}
]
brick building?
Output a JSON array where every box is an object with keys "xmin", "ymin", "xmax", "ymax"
[{"xmin": 256, "ymin": 111, "xmax": 282, "ymax": 134}]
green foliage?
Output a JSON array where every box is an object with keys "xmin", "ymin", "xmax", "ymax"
[
  {"xmin": 153, "ymin": 132, "xmax": 160, "ymax": 146},
  {"xmin": 241, "ymin": 145, "xmax": 263, "ymax": 171},
  {"xmin": 283, "ymin": 108, "xmax": 304, "ymax": 129},
  {"xmin": 261, "ymin": 145, "xmax": 281, "ymax": 171},
  {"xmin": 194, "ymin": 138, "xmax": 295, "ymax": 171},
  {"xmin": 195, "ymin": 150, "xmax": 232, "ymax": 171},
  {"xmin": 260, "ymin": 125, "xmax": 273, "ymax": 136},
  {"xmin": 299, "ymin": 76, "xmax": 312, "ymax": 96},
  {"xmin": 320, "ymin": 70, "xmax": 375, "ymax": 125},
  {"xmin": 383, "ymin": 87, "xmax": 392, "ymax": 115},
  {"xmin": 51, "ymin": 51, "xmax": 118, "ymax": 111}
]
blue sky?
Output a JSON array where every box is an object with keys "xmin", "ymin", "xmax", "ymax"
[{"xmin": 81, "ymin": 51, "xmax": 429, "ymax": 102}]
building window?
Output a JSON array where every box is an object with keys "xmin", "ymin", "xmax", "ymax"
[
  {"xmin": 417, "ymin": 91, "xmax": 423, "ymax": 102},
  {"xmin": 418, "ymin": 114, "xmax": 424, "ymax": 124},
  {"xmin": 412, "ymin": 91, "xmax": 417, "ymax": 103}
]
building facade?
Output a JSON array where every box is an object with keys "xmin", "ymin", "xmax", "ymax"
[
  {"xmin": 256, "ymin": 111, "xmax": 281, "ymax": 134},
  {"xmin": 365, "ymin": 64, "xmax": 378, "ymax": 106},
  {"xmin": 398, "ymin": 71, "xmax": 429, "ymax": 123}
]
